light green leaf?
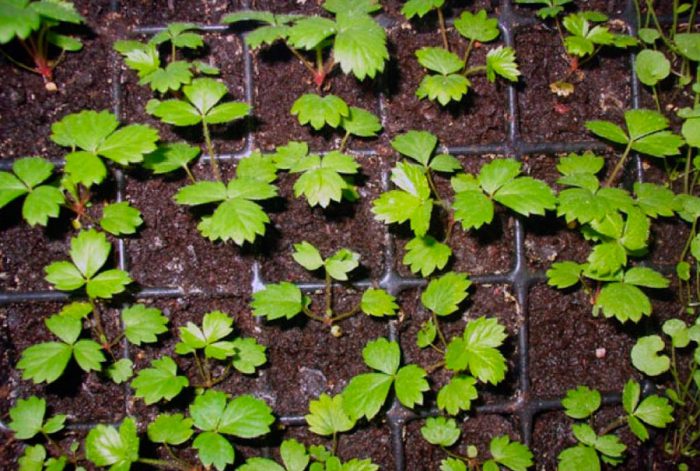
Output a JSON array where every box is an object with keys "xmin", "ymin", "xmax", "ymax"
[
  {"xmin": 149, "ymin": 99, "xmax": 201, "ymax": 126},
  {"xmin": 143, "ymin": 142, "xmax": 200, "ymax": 174},
  {"xmin": 585, "ymin": 120, "xmax": 628, "ymax": 145},
  {"xmin": 107, "ymin": 358, "xmax": 133, "ymax": 384},
  {"xmin": 292, "ymin": 240, "xmax": 324, "ymax": 271},
  {"xmin": 595, "ymin": 282, "xmax": 651, "ymax": 323},
  {"xmin": 562, "ymin": 386, "xmax": 601, "ymax": 419},
  {"xmin": 231, "ymin": 337, "xmax": 267, "ymax": 374},
  {"xmin": 391, "ymin": 130, "xmax": 437, "ymax": 167},
  {"xmin": 479, "ymin": 159, "xmax": 521, "ymax": 195},
  {"xmin": 401, "ymin": 0, "xmax": 445, "ymax": 19},
  {"xmin": 9, "ymin": 396, "xmax": 46, "ymax": 439},
  {"xmin": 421, "ymin": 417, "xmax": 460, "ymax": 447},
  {"xmin": 325, "ymin": 248, "xmax": 360, "ymax": 280},
  {"xmin": 624, "ymin": 267, "xmax": 668, "ymax": 289},
  {"xmin": 98, "ymin": 124, "xmax": 159, "ymax": 165},
  {"xmin": 444, "ymin": 317, "xmax": 508, "ymax": 384},
  {"xmin": 100, "ymin": 202, "xmax": 142, "ymax": 235},
  {"xmin": 122, "ymin": 304, "xmax": 168, "ymax": 345},
  {"xmin": 291, "ymin": 94, "xmax": 349, "ymax": 130},
  {"xmin": 50, "ymin": 110, "xmax": 119, "ymax": 151},
  {"xmin": 44, "ymin": 261, "xmax": 85, "ymax": 292},
  {"xmin": 453, "ymin": 189, "xmax": 494, "ymax": 230},
  {"xmin": 305, "ymin": 394, "xmax": 355, "ymax": 436},
  {"xmin": 18, "ymin": 444, "xmax": 46, "ymax": 471},
  {"xmin": 23, "ymin": 185, "xmax": 63, "ymax": 227},
  {"xmin": 490, "ymin": 435, "xmax": 533, "ymax": 471},
  {"xmin": 147, "ymin": 413, "xmax": 194, "ymax": 445},
  {"xmin": 421, "ymin": 272, "xmax": 471, "ymax": 316},
  {"xmin": 416, "ymin": 47, "xmax": 464, "ymax": 75},
  {"xmin": 455, "ymin": 9, "xmax": 499, "ymax": 42},
  {"xmin": 205, "ymin": 101, "xmax": 250, "ymax": 125},
  {"xmin": 218, "ymin": 395, "xmax": 275, "ymax": 438},
  {"xmin": 341, "ymin": 372, "xmax": 393, "ymax": 420},
  {"xmin": 64, "ymin": 150, "xmax": 107, "ymax": 187},
  {"xmin": 547, "ymin": 261, "xmax": 584, "ymax": 289},
  {"xmin": 281, "ymin": 439, "xmax": 309, "ymax": 471},
  {"xmin": 416, "ymin": 73, "xmax": 470, "ymax": 106},
  {"xmin": 193, "ymin": 431, "xmax": 234, "ymax": 471},
  {"xmin": 558, "ymin": 445, "xmax": 600, "ymax": 471},
  {"xmin": 18, "ymin": 342, "xmax": 72, "ymax": 384},
  {"xmin": 362, "ymin": 337, "xmax": 400, "ymax": 375},
  {"xmin": 70, "ymin": 229, "xmax": 110, "ymax": 279},
  {"xmin": 403, "ymin": 235, "xmax": 452, "ymax": 277},
  {"xmin": 675, "ymin": 33, "xmax": 700, "ymax": 61},
  {"xmin": 85, "ymin": 419, "xmax": 139, "ymax": 470},
  {"xmin": 72, "ymin": 340, "xmax": 106, "ymax": 373},
  {"xmin": 486, "ymin": 46, "xmax": 520, "ymax": 82},
  {"xmin": 631, "ymin": 335, "xmax": 670, "ymax": 376},
  {"xmin": 174, "ymin": 181, "xmax": 227, "ymax": 205},
  {"xmin": 287, "ymin": 16, "xmax": 336, "ymax": 50},
  {"xmin": 395, "ymin": 364, "xmax": 428, "ymax": 408},
  {"xmin": 131, "ymin": 356, "xmax": 188, "ymax": 404},
  {"xmin": 333, "ymin": 11, "xmax": 388, "ymax": 80},
  {"xmin": 341, "ymin": 106, "xmax": 382, "ymax": 137},
  {"xmin": 251, "ymin": 282, "xmax": 304, "ymax": 321},
  {"xmin": 437, "ymin": 375, "xmax": 478, "ymax": 415},
  {"xmin": 635, "ymin": 50, "xmax": 670, "ymax": 86},
  {"xmin": 494, "ymin": 176, "xmax": 555, "ymax": 216},
  {"xmin": 360, "ymin": 288, "xmax": 398, "ymax": 317},
  {"xmin": 86, "ymin": 269, "xmax": 132, "ymax": 299},
  {"xmin": 197, "ymin": 198, "xmax": 269, "ymax": 245}
]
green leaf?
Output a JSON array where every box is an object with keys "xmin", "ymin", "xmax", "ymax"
[
  {"xmin": 149, "ymin": 99, "xmax": 201, "ymax": 126},
  {"xmin": 305, "ymin": 394, "xmax": 355, "ymax": 436},
  {"xmin": 441, "ymin": 458, "xmax": 467, "ymax": 471},
  {"xmin": 72, "ymin": 340, "xmax": 106, "ymax": 373},
  {"xmin": 557, "ymin": 151, "xmax": 605, "ymax": 177},
  {"xmin": 51, "ymin": 110, "xmax": 117, "ymax": 151},
  {"xmin": 107, "ymin": 358, "xmax": 133, "ymax": 384},
  {"xmin": 631, "ymin": 335, "xmax": 670, "ymax": 376},
  {"xmin": 417, "ymin": 319, "xmax": 437, "ymax": 348},
  {"xmin": 100, "ymin": 202, "xmax": 142, "ymax": 236},
  {"xmin": 494, "ymin": 176, "xmax": 555, "ymax": 216},
  {"xmin": 421, "ymin": 417, "xmax": 460, "ymax": 447},
  {"xmin": 176, "ymin": 310, "xmax": 233, "ymax": 356},
  {"xmin": 624, "ymin": 267, "xmax": 668, "ymax": 288},
  {"xmin": 9, "ymin": 396, "xmax": 47, "ymax": 440},
  {"xmin": 287, "ymin": 16, "xmax": 336, "ymax": 50},
  {"xmin": 479, "ymin": 159, "xmax": 521, "ymax": 195},
  {"xmin": 421, "ymin": 272, "xmax": 471, "ymax": 316},
  {"xmin": 0, "ymin": 171, "xmax": 27, "ymax": 209},
  {"xmin": 122, "ymin": 304, "xmax": 168, "ymax": 345},
  {"xmin": 430, "ymin": 154, "xmax": 461, "ymax": 173},
  {"xmin": 197, "ymin": 198, "xmax": 269, "ymax": 245},
  {"xmin": 31, "ymin": 1, "xmax": 83, "ymax": 23},
  {"xmin": 361, "ymin": 288, "xmax": 398, "ymax": 317},
  {"xmin": 395, "ymin": 364, "xmax": 428, "ymax": 408},
  {"xmin": 453, "ymin": 188, "xmax": 494, "ymax": 230},
  {"xmin": 239, "ymin": 458, "xmax": 285, "ymax": 471},
  {"xmin": 175, "ymin": 181, "xmax": 227, "ymax": 205},
  {"xmin": 625, "ymin": 109, "xmax": 684, "ymax": 157},
  {"xmin": 281, "ymin": 439, "xmax": 309, "ymax": 471},
  {"xmin": 45, "ymin": 312, "xmax": 81, "ymax": 345},
  {"xmin": 444, "ymin": 317, "xmax": 508, "ymax": 384},
  {"xmin": 85, "ymin": 418, "xmax": 139, "ymax": 470},
  {"xmin": 0, "ymin": 1, "xmax": 41, "ymax": 43},
  {"xmin": 595, "ymin": 282, "xmax": 651, "ymax": 323},
  {"xmin": 86, "ymin": 269, "xmax": 132, "ymax": 299},
  {"xmin": 17, "ymin": 444, "xmax": 46, "ymax": 471},
  {"xmin": 547, "ymin": 261, "xmax": 584, "ymax": 289},
  {"xmin": 218, "ymin": 395, "xmax": 275, "ymax": 438},
  {"xmin": 18, "ymin": 342, "xmax": 72, "ymax": 384},
  {"xmin": 206, "ymin": 101, "xmax": 250, "ymax": 125},
  {"xmin": 221, "ymin": 10, "xmax": 277, "ymax": 25},
  {"xmin": 455, "ymin": 10, "xmax": 499, "ymax": 42},
  {"xmin": 486, "ymin": 46, "xmax": 521, "ymax": 82},
  {"xmin": 144, "ymin": 61, "xmax": 192, "ymax": 93},
  {"xmin": 562, "ymin": 386, "xmax": 601, "ymax": 419},
  {"xmin": 593, "ymin": 433, "xmax": 626, "ymax": 459},
  {"xmin": 633, "ymin": 395, "xmax": 673, "ymax": 429},
  {"xmin": 635, "ymin": 50, "xmax": 670, "ymax": 86},
  {"xmin": 325, "ymin": 248, "xmax": 360, "ymax": 280},
  {"xmin": 490, "ymin": 435, "xmax": 533, "ymax": 471},
  {"xmin": 416, "ymin": 73, "xmax": 470, "ymax": 106},
  {"xmin": 341, "ymin": 106, "xmax": 382, "ymax": 137},
  {"xmin": 291, "ymin": 94, "xmax": 349, "ymax": 130},
  {"xmin": 391, "ymin": 161, "xmax": 431, "ymax": 199},
  {"xmin": 293, "ymin": 241, "xmax": 325, "ymax": 271},
  {"xmin": 64, "ymin": 150, "xmax": 106, "ymax": 187},
  {"xmin": 372, "ymin": 189, "xmax": 431, "ymax": 236},
  {"xmin": 324, "ymin": 0, "xmax": 382, "ymax": 15},
  {"xmin": 416, "ymin": 47, "xmax": 464, "ymax": 75},
  {"xmin": 132, "ymin": 356, "xmax": 188, "ymax": 404},
  {"xmin": 44, "ymin": 261, "xmax": 84, "ymax": 292},
  {"xmin": 13, "ymin": 156, "xmax": 54, "ymax": 188},
  {"xmin": 634, "ymin": 182, "xmax": 675, "ymax": 217},
  {"xmin": 341, "ymin": 372, "xmax": 393, "ymax": 420},
  {"xmin": 231, "ymin": 337, "xmax": 267, "ymax": 374},
  {"xmin": 183, "ymin": 78, "xmax": 228, "ymax": 115},
  {"xmin": 391, "ymin": 130, "xmax": 438, "ymax": 167},
  {"xmin": 190, "ymin": 390, "xmax": 227, "ymax": 431},
  {"xmin": 585, "ymin": 120, "xmax": 628, "ymax": 145},
  {"xmin": 622, "ymin": 379, "xmax": 640, "ymax": 415},
  {"xmin": 70, "ymin": 229, "xmax": 110, "ymax": 279},
  {"xmin": 245, "ymin": 24, "xmax": 290, "ymax": 48},
  {"xmin": 21, "ymin": 185, "xmax": 62, "ymax": 227},
  {"xmin": 97, "ymin": 124, "xmax": 158, "ymax": 166},
  {"xmin": 362, "ymin": 337, "xmax": 400, "ymax": 375},
  {"xmin": 675, "ymin": 33, "xmax": 700, "ymax": 61},
  {"xmin": 403, "ymin": 235, "xmax": 452, "ymax": 277},
  {"xmin": 586, "ymin": 241, "xmax": 626, "ymax": 277},
  {"xmin": 147, "ymin": 413, "xmax": 194, "ymax": 445},
  {"xmin": 333, "ymin": 11, "xmax": 388, "ymax": 80},
  {"xmin": 144, "ymin": 142, "xmax": 200, "ymax": 174},
  {"xmin": 558, "ymin": 445, "xmax": 600, "ymax": 471},
  {"xmin": 401, "ymin": 0, "xmax": 445, "ymax": 19},
  {"xmin": 252, "ymin": 282, "xmax": 304, "ymax": 321},
  {"xmin": 193, "ymin": 431, "xmax": 234, "ymax": 471},
  {"xmin": 437, "ymin": 375, "xmax": 478, "ymax": 415}
]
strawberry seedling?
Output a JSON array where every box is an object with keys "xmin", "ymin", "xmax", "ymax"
[
  {"xmin": 0, "ymin": 0, "xmax": 84, "ymax": 90},
  {"xmin": 372, "ymin": 130, "xmax": 555, "ymax": 276},
  {"xmin": 252, "ymin": 240, "xmax": 397, "ymax": 334},
  {"xmin": 421, "ymin": 416, "xmax": 534, "ymax": 471},
  {"xmin": 114, "ymin": 22, "xmax": 219, "ymax": 94},
  {"xmin": 404, "ymin": 8, "xmax": 520, "ymax": 106},
  {"xmin": 222, "ymin": 0, "xmax": 388, "ymax": 88}
]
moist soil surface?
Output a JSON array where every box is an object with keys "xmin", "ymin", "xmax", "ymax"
[{"xmin": 0, "ymin": 1, "xmax": 697, "ymax": 470}]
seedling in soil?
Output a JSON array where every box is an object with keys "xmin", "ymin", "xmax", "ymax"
[
  {"xmin": 147, "ymin": 77, "xmax": 250, "ymax": 181},
  {"xmin": 252, "ymin": 240, "xmax": 397, "ymax": 334},
  {"xmin": 173, "ymin": 151, "xmax": 278, "ymax": 245},
  {"xmin": 631, "ymin": 319, "xmax": 700, "ymax": 461},
  {"xmin": 547, "ymin": 152, "xmax": 673, "ymax": 323},
  {"xmin": 372, "ymin": 130, "xmax": 555, "ymax": 276},
  {"xmin": 421, "ymin": 416, "xmax": 534, "ymax": 471},
  {"xmin": 405, "ymin": 8, "xmax": 520, "ymax": 105},
  {"xmin": 0, "ymin": 0, "xmax": 84, "ymax": 90},
  {"xmin": 342, "ymin": 337, "xmax": 429, "ymax": 421},
  {"xmin": 114, "ymin": 22, "xmax": 219, "ymax": 94},
  {"xmin": 0, "ymin": 156, "xmax": 64, "ymax": 226},
  {"xmin": 172, "ymin": 309, "xmax": 267, "ymax": 389},
  {"xmin": 222, "ymin": 0, "xmax": 388, "ymax": 88},
  {"xmin": 557, "ymin": 383, "xmax": 672, "ymax": 470},
  {"xmin": 515, "ymin": 2, "xmax": 636, "ymax": 95}
]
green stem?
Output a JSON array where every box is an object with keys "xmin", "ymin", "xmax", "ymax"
[
  {"xmin": 426, "ymin": 360, "xmax": 445, "ymax": 374},
  {"xmin": 431, "ymin": 309, "xmax": 447, "ymax": 349},
  {"xmin": 171, "ymin": 42, "xmax": 176, "ymax": 64},
  {"xmin": 464, "ymin": 65, "xmax": 487, "ymax": 77},
  {"xmin": 330, "ymin": 304, "xmax": 360, "ymax": 323},
  {"xmin": 324, "ymin": 270, "xmax": 333, "ymax": 319},
  {"xmin": 89, "ymin": 299, "xmax": 109, "ymax": 349},
  {"xmin": 302, "ymin": 305, "xmax": 327, "ymax": 323},
  {"xmin": 462, "ymin": 39, "xmax": 475, "ymax": 65},
  {"xmin": 164, "ymin": 444, "xmax": 191, "ymax": 469},
  {"xmin": 138, "ymin": 457, "xmax": 191, "ymax": 471},
  {"xmin": 690, "ymin": 0, "xmax": 699, "ymax": 33},
  {"xmin": 683, "ymin": 146, "xmax": 693, "ymax": 194},
  {"xmin": 673, "ymin": 0, "xmax": 680, "ymax": 38},
  {"xmin": 604, "ymin": 141, "xmax": 634, "ymax": 187},
  {"xmin": 182, "ymin": 164, "xmax": 196, "ymax": 183},
  {"xmin": 285, "ymin": 43, "xmax": 317, "ymax": 78},
  {"xmin": 316, "ymin": 46, "xmax": 324, "ymax": 75},
  {"xmin": 644, "ymin": 0, "xmax": 679, "ymax": 54},
  {"xmin": 437, "ymin": 7, "xmax": 450, "ymax": 51},
  {"xmin": 598, "ymin": 415, "xmax": 628, "ymax": 436},
  {"xmin": 339, "ymin": 131, "xmax": 350, "ymax": 153},
  {"xmin": 202, "ymin": 121, "xmax": 221, "ymax": 182},
  {"xmin": 678, "ymin": 218, "xmax": 697, "ymax": 265},
  {"xmin": 651, "ymin": 85, "xmax": 661, "ymax": 112},
  {"xmin": 193, "ymin": 351, "xmax": 208, "ymax": 385},
  {"xmin": 0, "ymin": 47, "xmax": 37, "ymax": 74},
  {"xmin": 332, "ymin": 432, "xmax": 339, "ymax": 456}
]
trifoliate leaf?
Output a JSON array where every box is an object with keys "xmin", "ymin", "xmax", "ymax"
[
  {"xmin": 595, "ymin": 282, "xmax": 651, "ymax": 323},
  {"xmin": 417, "ymin": 73, "xmax": 470, "ymax": 106},
  {"xmin": 391, "ymin": 130, "xmax": 438, "ymax": 167},
  {"xmin": 547, "ymin": 261, "xmax": 584, "ymax": 289},
  {"xmin": 100, "ymin": 202, "xmax": 142, "ymax": 235},
  {"xmin": 437, "ymin": 375, "xmax": 478, "ymax": 415},
  {"xmin": 175, "ymin": 310, "xmax": 233, "ymax": 356},
  {"xmin": 85, "ymin": 418, "xmax": 139, "ymax": 470},
  {"xmin": 421, "ymin": 272, "xmax": 471, "ymax": 316},
  {"xmin": 122, "ymin": 304, "xmax": 168, "ymax": 345},
  {"xmin": 107, "ymin": 358, "xmax": 133, "ymax": 384},
  {"xmin": 361, "ymin": 288, "xmax": 398, "ymax": 317},
  {"xmin": 291, "ymin": 93, "xmax": 349, "ymax": 130},
  {"xmin": 444, "ymin": 317, "xmax": 508, "ymax": 384},
  {"xmin": 403, "ymin": 235, "xmax": 452, "ymax": 277},
  {"xmin": 231, "ymin": 337, "xmax": 267, "ymax": 374},
  {"xmin": 416, "ymin": 47, "xmax": 464, "ymax": 75},
  {"xmin": 489, "ymin": 435, "xmax": 533, "ymax": 471},
  {"xmin": 631, "ymin": 335, "xmax": 670, "ymax": 376},
  {"xmin": 333, "ymin": 11, "xmax": 388, "ymax": 80},
  {"xmin": 625, "ymin": 109, "xmax": 685, "ymax": 157},
  {"xmin": 197, "ymin": 198, "xmax": 270, "ymax": 245},
  {"xmin": 421, "ymin": 417, "xmax": 460, "ymax": 447},
  {"xmin": 252, "ymin": 282, "xmax": 304, "ymax": 321},
  {"xmin": 148, "ymin": 413, "xmax": 194, "ymax": 445},
  {"xmin": 454, "ymin": 9, "xmax": 499, "ymax": 42},
  {"xmin": 486, "ymin": 46, "xmax": 521, "ymax": 82},
  {"xmin": 562, "ymin": 386, "xmax": 601, "ymax": 419},
  {"xmin": 132, "ymin": 356, "xmax": 188, "ymax": 404},
  {"xmin": 325, "ymin": 248, "xmax": 360, "ymax": 280},
  {"xmin": 305, "ymin": 394, "xmax": 355, "ymax": 436}
]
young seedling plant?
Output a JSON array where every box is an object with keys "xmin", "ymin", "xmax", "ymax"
[
  {"xmin": 223, "ymin": 0, "xmax": 389, "ymax": 89},
  {"xmin": 372, "ymin": 130, "xmax": 555, "ymax": 277},
  {"xmin": 403, "ymin": 7, "xmax": 521, "ymax": 105},
  {"xmin": 115, "ymin": 22, "xmax": 220, "ymax": 94},
  {"xmin": 556, "ymin": 383, "xmax": 672, "ymax": 470},
  {"xmin": 421, "ymin": 416, "xmax": 534, "ymax": 471},
  {"xmin": 252, "ymin": 240, "xmax": 397, "ymax": 335},
  {"xmin": 0, "ymin": 0, "xmax": 85, "ymax": 90}
]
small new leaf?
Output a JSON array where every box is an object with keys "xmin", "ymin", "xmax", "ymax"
[
  {"xmin": 305, "ymin": 394, "xmax": 355, "ymax": 436},
  {"xmin": 421, "ymin": 417, "xmax": 460, "ymax": 447},
  {"xmin": 562, "ymin": 386, "xmax": 601, "ymax": 419}
]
